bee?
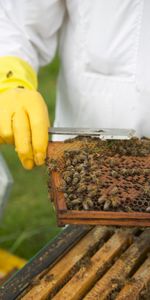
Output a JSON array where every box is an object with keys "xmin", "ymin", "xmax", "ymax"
[
  {"xmin": 65, "ymin": 159, "xmax": 72, "ymax": 166},
  {"xmin": 86, "ymin": 198, "xmax": 94, "ymax": 208},
  {"xmin": 146, "ymin": 206, "xmax": 150, "ymax": 212},
  {"xmin": 83, "ymin": 162, "xmax": 90, "ymax": 169},
  {"xmin": 72, "ymin": 158, "xmax": 78, "ymax": 166},
  {"xmin": 64, "ymin": 193, "xmax": 68, "ymax": 199},
  {"xmin": 94, "ymin": 170, "xmax": 102, "ymax": 177},
  {"xmin": 103, "ymin": 200, "xmax": 111, "ymax": 211},
  {"xmin": 67, "ymin": 187, "xmax": 74, "ymax": 193},
  {"xmin": 125, "ymin": 206, "xmax": 133, "ymax": 212},
  {"xmin": 98, "ymin": 195, "xmax": 106, "ymax": 204},
  {"xmin": 80, "ymin": 170, "xmax": 86, "ymax": 177},
  {"xmin": 71, "ymin": 198, "xmax": 82, "ymax": 205},
  {"xmin": 64, "ymin": 152, "xmax": 70, "ymax": 159},
  {"xmin": 75, "ymin": 165, "xmax": 83, "ymax": 172},
  {"xmin": 111, "ymin": 170, "xmax": 118, "ymax": 178},
  {"xmin": 77, "ymin": 184, "xmax": 87, "ymax": 193},
  {"xmin": 110, "ymin": 196, "xmax": 120, "ymax": 208},
  {"xmin": 74, "ymin": 172, "xmax": 80, "ymax": 179},
  {"xmin": 64, "ymin": 176, "xmax": 72, "ymax": 184},
  {"xmin": 87, "ymin": 184, "xmax": 95, "ymax": 192},
  {"xmin": 44, "ymin": 274, "xmax": 54, "ymax": 282},
  {"xmin": 83, "ymin": 201, "xmax": 89, "ymax": 210},
  {"xmin": 72, "ymin": 177, "xmax": 79, "ymax": 185},
  {"xmin": 139, "ymin": 149, "xmax": 149, "ymax": 156},
  {"xmin": 63, "ymin": 170, "xmax": 73, "ymax": 177},
  {"xmin": 84, "ymin": 176, "xmax": 91, "ymax": 182},
  {"xmin": 78, "ymin": 154, "xmax": 87, "ymax": 162},
  {"xmin": 88, "ymin": 190, "xmax": 97, "ymax": 198},
  {"xmin": 109, "ymin": 158, "xmax": 116, "ymax": 168},
  {"xmin": 68, "ymin": 194, "xmax": 74, "ymax": 200},
  {"xmin": 48, "ymin": 159, "xmax": 57, "ymax": 171},
  {"xmin": 58, "ymin": 186, "xmax": 66, "ymax": 192},
  {"xmin": 120, "ymin": 169, "xmax": 128, "ymax": 176},
  {"xmin": 90, "ymin": 166, "xmax": 97, "ymax": 172},
  {"xmin": 109, "ymin": 186, "xmax": 118, "ymax": 196},
  {"xmin": 143, "ymin": 185, "xmax": 150, "ymax": 195},
  {"xmin": 143, "ymin": 169, "xmax": 150, "ymax": 176},
  {"xmin": 91, "ymin": 174, "xmax": 98, "ymax": 183},
  {"xmin": 59, "ymin": 180, "xmax": 67, "ymax": 191}
]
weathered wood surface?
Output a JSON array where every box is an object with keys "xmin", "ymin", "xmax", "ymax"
[
  {"xmin": 115, "ymin": 256, "xmax": 150, "ymax": 300},
  {"xmin": 83, "ymin": 229, "xmax": 150, "ymax": 300},
  {"xmin": 52, "ymin": 229, "xmax": 134, "ymax": 300},
  {"xmin": 21, "ymin": 226, "xmax": 110, "ymax": 300},
  {"xmin": 0, "ymin": 225, "xmax": 91, "ymax": 300},
  {"xmin": 4, "ymin": 227, "xmax": 150, "ymax": 300}
]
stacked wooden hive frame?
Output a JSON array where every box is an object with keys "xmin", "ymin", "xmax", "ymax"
[{"xmin": 13, "ymin": 226, "xmax": 150, "ymax": 300}]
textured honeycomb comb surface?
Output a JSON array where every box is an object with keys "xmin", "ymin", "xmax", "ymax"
[{"xmin": 47, "ymin": 137, "xmax": 150, "ymax": 212}]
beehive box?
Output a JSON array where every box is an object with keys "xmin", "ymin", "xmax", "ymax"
[
  {"xmin": 17, "ymin": 226, "xmax": 150, "ymax": 299},
  {"xmin": 47, "ymin": 137, "xmax": 150, "ymax": 227}
]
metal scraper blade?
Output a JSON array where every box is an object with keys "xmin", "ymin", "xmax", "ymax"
[{"xmin": 48, "ymin": 127, "xmax": 136, "ymax": 140}]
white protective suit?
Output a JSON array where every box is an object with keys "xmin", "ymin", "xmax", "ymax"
[{"xmin": 0, "ymin": 0, "xmax": 150, "ymax": 138}]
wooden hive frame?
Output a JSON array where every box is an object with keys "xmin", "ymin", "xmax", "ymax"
[
  {"xmin": 48, "ymin": 141, "xmax": 150, "ymax": 227},
  {"xmin": 2, "ymin": 226, "xmax": 150, "ymax": 299}
]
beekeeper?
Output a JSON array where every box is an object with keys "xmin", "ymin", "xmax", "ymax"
[{"xmin": 0, "ymin": 0, "xmax": 149, "ymax": 170}]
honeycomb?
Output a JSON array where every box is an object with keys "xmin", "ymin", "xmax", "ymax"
[{"xmin": 47, "ymin": 137, "xmax": 150, "ymax": 213}]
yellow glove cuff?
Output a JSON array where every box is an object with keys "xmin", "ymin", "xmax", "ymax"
[{"xmin": 0, "ymin": 56, "xmax": 38, "ymax": 93}]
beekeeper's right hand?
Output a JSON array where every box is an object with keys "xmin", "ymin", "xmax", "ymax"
[{"xmin": 0, "ymin": 56, "xmax": 50, "ymax": 170}]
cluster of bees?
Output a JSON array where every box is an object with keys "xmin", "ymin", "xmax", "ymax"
[
  {"xmin": 109, "ymin": 137, "xmax": 150, "ymax": 156},
  {"xmin": 59, "ymin": 149, "xmax": 105, "ymax": 210},
  {"xmin": 48, "ymin": 137, "xmax": 150, "ymax": 212}
]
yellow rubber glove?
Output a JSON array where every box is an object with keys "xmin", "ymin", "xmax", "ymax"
[{"xmin": 0, "ymin": 56, "xmax": 50, "ymax": 170}]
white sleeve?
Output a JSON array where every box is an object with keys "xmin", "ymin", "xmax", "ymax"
[{"xmin": 0, "ymin": 0, "xmax": 65, "ymax": 71}]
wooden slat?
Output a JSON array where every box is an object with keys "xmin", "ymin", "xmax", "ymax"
[
  {"xmin": 21, "ymin": 226, "xmax": 110, "ymax": 300},
  {"xmin": 0, "ymin": 226, "xmax": 91, "ymax": 300},
  {"xmin": 53, "ymin": 229, "xmax": 134, "ymax": 300},
  {"xmin": 52, "ymin": 172, "xmax": 67, "ymax": 210},
  {"xmin": 83, "ymin": 229, "xmax": 150, "ymax": 300},
  {"xmin": 115, "ymin": 256, "xmax": 150, "ymax": 300},
  {"xmin": 0, "ymin": 268, "xmax": 18, "ymax": 286},
  {"xmin": 58, "ymin": 217, "xmax": 150, "ymax": 227},
  {"xmin": 59, "ymin": 211, "xmax": 150, "ymax": 220}
]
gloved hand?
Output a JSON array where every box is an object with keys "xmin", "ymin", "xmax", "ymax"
[{"xmin": 0, "ymin": 57, "xmax": 50, "ymax": 170}]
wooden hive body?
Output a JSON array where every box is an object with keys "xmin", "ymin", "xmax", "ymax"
[{"xmin": 3, "ymin": 226, "xmax": 150, "ymax": 300}]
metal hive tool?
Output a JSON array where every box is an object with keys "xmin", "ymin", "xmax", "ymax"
[
  {"xmin": 48, "ymin": 127, "xmax": 136, "ymax": 140},
  {"xmin": 47, "ymin": 133, "xmax": 150, "ymax": 227}
]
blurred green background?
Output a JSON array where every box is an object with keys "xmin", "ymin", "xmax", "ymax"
[{"xmin": 0, "ymin": 57, "xmax": 61, "ymax": 260}]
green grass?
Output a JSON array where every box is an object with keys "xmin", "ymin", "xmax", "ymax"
[{"xmin": 0, "ymin": 57, "xmax": 61, "ymax": 260}]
